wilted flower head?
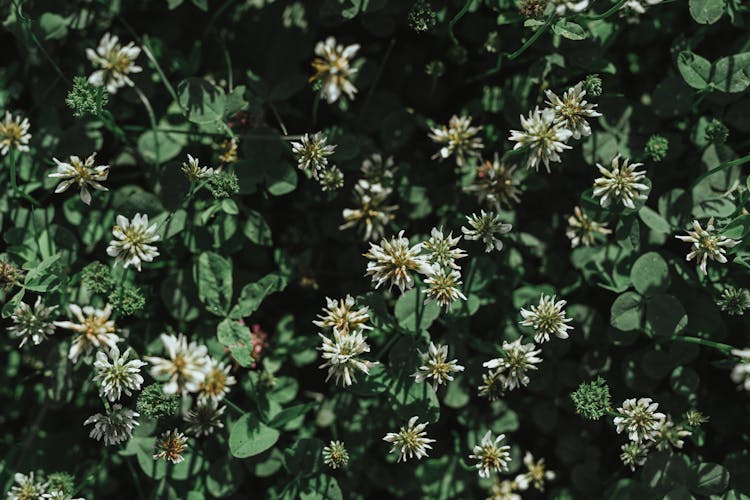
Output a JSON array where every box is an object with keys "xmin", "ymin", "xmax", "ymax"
[
  {"xmin": 318, "ymin": 328, "xmax": 375, "ymax": 386},
  {"xmin": 340, "ymin": 180, "xmax": 398, "ymax": 241},
  {"xmin": 0, "ymin": 111, "xmax": 31, "ymax": 156},
  {"xmin": 731, "ymin": 348, "xmax": 750, "ymax": 391},
  {"xmin": 675, "ymin": 218, "xmax": 738, "ymax": 274},
  {"xmin": 614, "ymin": 397, "xmax": 666, "ymax": 443},
  {"xmin": 718, "ymin": 287, "xmax": 750, "ymax": 316},
  {"xmin": 313, "ymin": 294, "xmax": 371, "ymax": 334},
  {"xmin": 7, "ymin": 472, "xmax": 48, "ymax": 500},
  {"xmin": 424, "ymin": 266, "xmax": 467, "ymax": 309},
  {"xmin": 250, "ymin": 323, "xmax": 269, "ymax": 367},
  {"xmin": 566, "ymin": 206, "xmax": 612, "ymax": 248},
  {"xmin": 364, "ymin": 230, "xmax": 431, "ymax": 293},
  {"xmin": 519, "ymin": 294, "xmax": 574, "ymax": 343},
  {"xmin": 0, "ymin": 260, "xmax": 24, "ymax": 292},
  {"xmin": 93, "ymin": 346, "xmax": 147, "ymax": 402},
  {"xmin": 185, "ymin": 401, "xmax": 226, "ymax": 437},
  {"xmin": 291, "ymin": 132, "xmax": 336, "ymax": 178},
  {"xmin": 508, "ymin": 107, "xmax": 572, "ymax": 172},
  {"xmin": 154, "ymin": 428, "xmax": 188, "ymax": 464},
  {"xmin": 483, "ymin": 338, "xmax": 542, "ymax": 392},
  {"xmin": 515, "ymin": 452, "xmax": 556, "ymax": 491},
  {"xmin": 464, "ymin": 154, "xmax": 522, "ymax": 211},
  {"xmin": 593, "ymin": 155, "xmax": 649, "ymax": 209},
  {"xmin": 84, "ymin": 404, "xmax": 139, "ymax": 446},
  {"xmin": 461, "ymin": 210, "xmax": 512, "ymax": 253},
  {"xmin": 361, "ymin": 153, "xmax": 396, "ymax": 185},
  {"xmin": 144, "ymin": 333, "xmax": 210, "ymax": 395},
  {"xmin": 653, "ymin": 418, "xmax": 691, "ymax": 451},
  {"xmin": 413, "ymin": 342, "xmax": 465, "ymax": 387},
  {"xmin": 106, "ymin": 213, "xmax": 160, "ymax": 271},
  {"xmin": 198, "ymin": 358, "xmax": 236, "ymax": 403},
  {"xmin": 86, "ymin": 33, "xmax": 142, "ymax": 94},
  {"xmin": 545, "ymin": 82, "xmax": 601, "ymax": 140},
  {"xmin": 383, "ymin": 416, "xmax": 435, "ymax": 462},
  {"xmin": 429, "ymin": 115, "xmax": 484, "ymax": 167},
  {"xmin": 323, "ymin": 440, "xmax": 350, "ymax": 469},
  {"xmin": 620, "ymin": 441, "xmax": 649, "ymax": 471},
  {"xmin": 310, "ymin": 36, "xmax": 360, "ymax": 104},
  {"xmin": 469, "ymin": 431, "xmax": 511, "ymax": 478},
  {"xmin": 54, "ymin": 303, "xmax": 120, "ymax": 363},
  {"xmin": 8, "ymin": 297, "xmax": 57, "ymax": 347},
  {"xmin": 49, "ymin": 153, "xmax": 109, "ymax": 205},
  {"xmin": 423, "ymin": 227, "xmax": 467, "ymax": 270},
  {"xmin": 181, "ymin": 154, "xmax": 217, "ymax": 181}
]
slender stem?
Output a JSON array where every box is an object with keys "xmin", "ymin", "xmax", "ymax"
[
  {"xmin": 139, "ymin": 35, "xmax": 181, "ymax": 108},
  {"xmin": 690, "ymin": 153, "xmax": 750, "ymax": 190},
  {"xmin": 359, "ymin": 38, "xmax": 396, "ymax": 122},
  {"xmin": 311, "ymin": 92, "xmax": 320, "ymax": 127},
  {"xmin": 125, "ymin": 455, "xmax": 146, "ymax": 500},
  {"xmin": 507, "ymin": 16, "xmax": 556, "ymax": 61},
  {"xmin": 448, "ymin": 0, "xmax": 473, "ymax": 46},
  {"xmin": 375, "ymin": 333, "xmax": 401, "ymax": 361},
  {"xmin": 668, "ymin": 335, "xmax": 735, "ymax": 354},
  {"xmin": 268, "ymin": 103, "xmax": 288, "ymax": 136},
  {"xmin": 133, "ymin": 85, "xmax": 161, "ymax": 168},
  {"xmin": 225, "ymin": 398, "xmax": 245, "ymax": 415},
  {"xmin": 581, "ymin": 0, "xmax": 629, "ymax": 20}
]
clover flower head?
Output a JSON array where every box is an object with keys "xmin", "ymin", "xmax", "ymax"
[
  {"xmin": 322, "ymin": 440, "xmax": 350, "ymax": 469},
  {"xmin": 413, "ymin": 342, "xmax": 465, "ymax": 388},
  {"xmin": 614, "ymin": 397, "xmax": 666, "ymax": 443},
  {"xmin": 593, "ymin": 154, "xmax": 649, "ymax": 209},
  {"xmin": 7, "ymin": 472, "xmax": 48, "ymax": 500},
  {"xmin": 198, "ymin": 358, "xmax": 237, "ymax": 403},
  {"xmin": 423, "ymin": 227, "xmax": 467, "ymax": 270},
  {"xmin": 318, "ymin": 164, "xmax": 344, "ymax": 191},
  {"xmin": 566, "ymin": 206, "xmax": 612, "ymax": 248},
  {"xmin": 515, "ymin": 452, "xmax": 556, "ymax": 492},
  {"xmin": 464, "ymin": 154, "xmax": 522, "ymax": 211},
  {"xmin": 93, "ymin": 346, "xmax": 147, "ymax": 402},
  {"xmin": 0, "ymin": 111, "xmax": 31, "ymax": 156},
  {"xmin": 310, "ymin": 36, "xmax": 360, "ymax": 104},
  {"xmin": 469, "ymin": 431, "xmax": 511, "ymax": 478},
  {"xmin": 730, "ymin": 348, "xmax": 750, "ymax": 391},
  {"xmin": 363, "ymin": 230, "xmax": 431, "ymax": 292},
  {"xmin": 383, "ymin": 416, "xmax": 435, "ymax": 462},
  {"xmin": 519, "ymin": 294, "xmax": 573, "ymax": 343},
  {"xmin": 675, "ymin": 218, "xmax": 738, "ymax": 274},
  {"xmin": 181, "ymin": 154, "xmax": 218, "ymax": 181},
  {"xmin": 55, "ymin": 303, "xmax": 120, "ymax": 363},
  {"xmin": 106, "ymin": 213, "xmax": 160, "ymax": 271},
  {"xmin": 620, "ymin": 442, "xmax": 650, "ymax": 471},
  {"xmin": 361, "ymin": 153, "xmax": 396, "ymax": 185},
  {"xmin": 718, "ymin": 287, "xmax": 750, "ymax": 316},
  {"xmin": 340, "ymin": 179, "xmax": 398, "ymax": 241},
  {"xmin": 313, "ymin": 294, "xmax": 372, "ymax": 334},
  {"xmin": 86, "ymin": 33, "xmax": 142, "ymax": 94},
  {"xmin": 185, "ymin": 401, "xmax": 226, "ymax": 437},
  {"xmin": 508, "ymin": 107, "xmax": 572, "ymax": 172},
  {"xmin": 48, "ymin": 153, "xmax": 109, "ymax": 205},
  {"xmin": 545, "ymin": 82, "xmax": 601, "ymax": 140},
  {"xmin": 429, "ymin": 114, "xmax": 484, "ymax": 167},
  {"xmin": 552, "ymin": 0, "xmax": 590, "ymax": 15},
  {"xmin": 318, "ymin": 328, "xmax": 376, "ymax": 387},
  {"xmin": 291, "ymin": 132, "xmax": 336, "ymax": 177},
  {"xmin": 653, "ymin": 418, "xmax": 691, "ymax": 451},
  {"xmin": 144, "ymin": 333, "xmax": 210, "ymax": 395},
  {"xmin": 8, "ymin": 296, "xmax": 57, "ymax": 347},
  {"xmin": 154, "ymin": 428, "xmax": 188, "ymax": 464},
  {"xmin": 483, "ymin": 338, "xmax": 542, "ymax": 392},
  {"xmin": 478, "ymin": 368, "xmax": 507, "ymax": 401},
  {"xmin": 84, "ymin": 404, "xmax": 139, "ymax": 446},
  {"xmin": 423, "ymin": 266, "xmax": 468, "ymax": 310},
  {"xmin": 461, "ymin": 210, "xmax": 512, "ymax": 253}
]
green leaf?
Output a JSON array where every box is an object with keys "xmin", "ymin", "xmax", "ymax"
[
  {"xmin": 646, "ymin": 294, "xmax": 688, "ymax": 337},
  {"xmin": 194, "ymin": 252, "xmax": 233, "ymax": 316},
  {"xmin": 229, "ymin": 413, "xmax": 280, "ymax": 458},
  {"xmin": 631, "ymin": 252, "xmax": 670, "ymax": 296},
  {"xmin": 177, "ymin": 77, "xmax": 227, "ymax": 124},
  {"xmin": 394, "ymin": 288, "xmax": 440, "ymax": 333},
  {"xmin": 299, "ymin": 474, "xmax": 342, "ymax": 500},
  {"xmin": 690, "ymin": 462, "xmax": 730, "ymax": 495},
  {"xmin": 552, "ymin": 20, "xmax": 587, "ymax": 40},
  {"xmin": 689, "ymin": 0, "xmax": 726, "ymax": 24},
  {"xmin": 268, "ymin": 403, "xmax": 316, "ymax": 429},
  {"xmin": 38, "ymin": 13, "xmax": 69, "ymax": 40},
  {"xmin": 229, "ymin": 273, "xmax": 287, "ymax": 319},
  {"xmin": 242, "ymin": 210, "xmax": 272, "ymax": 245},
  {"xmin": 610, "ymin": 291, "xmax": 643, "ymax": 332},
  {"xmin": 639, "ymin": 206, "xmax": 672, "ymax": 234},
  {"xmin": 710, "ymin": 52, "xmax": 750, "ymax": 93},
  {"xmin": 722, "ymin": 214, "xmax": 750, "ymax": 239},
  {"xmin": 265, "ymin": 162, "xmax": 298, "ymax": 196},
  {"xmin": 217, "ymin": 319, "xmax": 255, "ymax": 367},
  {"xmin": 677, "ymin": 51, "xmax": 711, "ymax": 90},
  {"xmin": 283, "ymin": 438, "xmax": 324, "ymax": 478}
]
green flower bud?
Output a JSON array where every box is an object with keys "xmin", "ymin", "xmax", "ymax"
[
  {"xmin": 583, "ymin": 74, "xmax": 603, "ymax": 97},
  {"xmin": 705, "ymin": 118, "xmax": 729, "ymax": 145},
  {"xmin": 570, "ymin": 376, "xmax": 611, "ymax": 420},
  {"xmin": 136, "ymin": 384, "xmax": 180, "ymax": 420},
  {"xmin": 645, "ymin": 134, "xmax": 669, "ymax": 162},
  {"xmin": 408, "ymin": 0, "xmax": 437, "ymax": 33},
  {"xmin": 66, "ymin": 76, "xmax": 109, "ymax": 118}
]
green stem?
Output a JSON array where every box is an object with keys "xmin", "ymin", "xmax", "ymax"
[
  {"xmin": 125, "ymin": 455, "xmax": 146, "ymax": 500},
  {"xmin": 581, "ymin": 0, "xmax": 629, "ymax": 20},
  {"xmin": 507, "ymin": 16, "xmax": 556, "ymax": 61},
  {"xmin": 225, "ymin": 398, "xmax": 245, "ymax": 415},
  {"xmin": 359, "ymin": 38, "xmax": 396, "ymax": 122},
  {"xmin": 133, "ymin": 85, "xmax": 161, "ymax": 168},
  {"xmin": 448, "ymin": 0, "xmax": 473, "ymax": 46},
  {"xmin": 140, "ymin": 35, "xmax": 181, "ymax": 108},
  {"xmin": 690, "ymin": 153, "xmax": 750, "ymax": 190},
  {"xmin": 668, "ymin": 335, "xmax": 735, "ymax": 354},
  {"xmin": 375, "ymin": 332, "xmax": 401, "ymax": 361}
]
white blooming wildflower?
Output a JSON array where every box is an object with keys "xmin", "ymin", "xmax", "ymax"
[
  {"xmin": 515, "ymin": 452, "xmax": 556, "ymax": 492},
  {"xmin": 318, "ymin": 328, "xmax": 376, "ymax": 386},
  {"xmin": 291, "ymin": 132, "xmax": 336, "ymax": 178},
  {"xmin": 423, "ymin": 227, "xmax": 467, "ymax": 270},
  {"xmin": 93, "ymin": 346, "xmax": 147, "ymax": 402},
  {"xmin": 519, "ymin": 294, "xmax": 574, "ymax": 343},
  {"xmin": 544, "ymin": 82, "xmax": 601, "ymax": 140},
  {"xmin": 429, "ymin": 115, "xmax": 484, "ymax": 167},
  {"xmin": 413, "ymin": 342, "xmax": 465, "ymax": 388},
  {"xmin": 198, "ymin": 358, "xmax": 236, "ymax": 403},
  {"xmin": 181, "ymin": 154, "xmax": 217, "ymax": 181},
  {"xmin": 620, "ymin": 442, "xmax": 649, "ymax": 471},
  {"xmin": 86, "ymin": 33, "xmax": 142, "ymax": 94},
  {"xmin": 8, "ymin": 297, "xmax": 57, "ymax": 347},
  {"xmin": 464, "ymin": 154, "xmax": 522, "ymax": 211},
  {"xmin": 144, "ymin": 333, "xmax": 210, "ymax": 395},
  {"xmin": 653, "ymin": 418, "xmax": 691, "ymax": 451},
  {"xmin": 566, "ymin": 206, "xmax": 612, "ymax": 248},
  {"xmin": 42, "ymin": 490, "xmax": 84, "ymax": 500},
  {"xmin": 48, "ymin": 153, "xmax": 109, "ymax": 205},
  {"xmin": 478, "ymin": 369, "xmax": 507, "ymax": 401},
  {"xmin": 84, "ymin": 404, "xmax": 139, "ymax": 446},
  {"xmin": 154, "ymin": 428, "xmax": 188, "ymax": 464},
  {"xmin": 483, "ymin": 338, "xmax": 542, "ymax": 392},
  {"xmin": 730, "ymin": 348, "xmax": 750, "ymax": 391},
  {"xmin": 322, "ymin": 440, "xmax": 350, "ymax": 469},
  {"xmin": 623, "ymin": 0, "xmax": 663, "ymax": 14},
  {"xmin": 383, "ymin": 416, "xmax": 435, "ymax": 462},
  {"xmin": 310, "ymin": 36, "xmax": 360, "ymax": 104},
  {"xmin": 313, "ymin": 294, "xmax": 371, "ymax": 334},
  {"xmin": 487, "ymin": 479, "xmax": 522, "ymax": 500},
  {"xmin": 340, "ymin": 180, "xmax": 398, "ymax": 241},
  {"xmin": 7, "ymin": 472, "xmax": 48, "ymax": 500},
  {"xmin": 508, "ymin": 107, "xmax": 572, "ymax": 172},
  {"xmin": 106, "ymin": 213, "xmax": 160, "ymax": 271},
  {"xmin": 318, "ymin": 164, "xmax": 344, "ymax": 191},
  {"xmin": 0, "ymin": 111, "xmax": 31, "ymax": 156},
  {"xmin": 361, "ymin": 153, "xmax": 396, "ymax": 184},
  {"xmin": 552, "ymin": 0, "xmax": 590, "ymax": 14},
  {"xmin": 592, "ymin": 155, "xmax": 649, "ymax": 209},
  {"xmin": 718, "ymin": 287, "xmax": 750, "ymax": 316},
  {"xmin": 675, "ymin": 218, "xmax": 738, "ymax": 275},
  {"xmin": 461, "ymin": 210, "xmax": 512, "ymax": 253},
  {"xmin": 364, "ymin": 230, "xmax": 431, "ymax": 293},
  {"xmin": 423, "ymin": 266, "xmax": 467, "ymax": 309},
  {"xmin": 614, "ymin": 397, "xmax": 666, "ymax": 443},
  {"xmin": 54, "ymin": 303, "xmax": 120, "ymax": 363},
  {"xmin": 469, "ymin": 431, "xmax": 511, "ymax": 478},
  {"xmin": 185, "ymin": 401, "xmax": 226, "ymax": 437}
]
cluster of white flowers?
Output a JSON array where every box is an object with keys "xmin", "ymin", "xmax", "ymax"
[
  {"xmin": 383, "ymin": 416, "xmax": 435, "ymax": 462},
  {"xmin": 340, "ymin": 154, "xmax": 399, "ymax": 241},
  {"xmin": 181, "ymin": 153, "xmax": 219, "ymax": 181},
  {"xmin": 86, "ymin": 33, "xmax": 142, "ymax": 94},
  {"xmin": 413, "ymin": 342, "xmax": 465, "ymax": 388},
  {"xmin": 461, "ymin": 210, "xmax": 512, "ymax": 253},
  {"xmin": 592, "ymin": 154, "xmax": 649, "ymax": 209},
  {"xmin": 464, "ymin": 154, "xmax": 522, "ymax": 212},
  {"xmin": 106, "ymin": 213, "xmax": 161, "ymax": 272},
  {"xmin": 482, "ymin": 338, "xmax": 543, "ymax": 394},
  {"xmin": 55, "ymin": 303, "xmax": 121, "ymax": 363},
  {"xmin": 8, "ymin": 297, "xmax": 57, "ymax": 347},
  {"xmin": 310, "ymin": 36, "xmax": 360, "ymax": 104},
  {"xmin": 519, "ymin": 294, "xmax": 574, "ymax": 343},
  {"xmin": 566, "ymin": 205, "xmax": 612, "ymax": 248},
  {"xmin": 676, "ymin": 218, "xmax": 738, "ymax": 274},
  {"xmin": 7, "ymin": 472, "xmax": 84, "ymax": 500},
  {"xmin": 429, "ymin": 115, "xmax": 484, "ymax": 167},
  {"xmin": 0, "ymin": 111, "xmax": 31, "ymax": 156},
  {"xmin": 48, "ymin": 153, "xmax": 109, "ymax": 205}
]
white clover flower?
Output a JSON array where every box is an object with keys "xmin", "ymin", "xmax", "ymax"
[
  {"xmin": 623, "ymin": 0, "xmax": 663, "ymax": 14},
  {"xmin": 464, "ymin": 154, "xmax": 522, "ymax": 211},
  {"xmin": 519, "ymin": 294, "xmax": 574, "ymax": 343},
  {"xmin": 413, "ymin": 342, "xmax": 465, "ymax": 388},
  {"xmin": 313, "ymin": 294, "xmax": 372, "ymax": 334},
  {"xmin": 318, "ymin": 328, "xmax": 376, "ymax": 387},
  {"xmin": 592, "ymin": 155, "xmax": 649, "ymax": 209},
  {"xmin": 144, "ymin": 333, "xmax": 210, "ymax": 395},
  {"xmin": 8, "ymin": 297, "xmax": 57, "ymax": 347},
  {"xmin": 566, "ymin": 205, "xmax": 612, "ymax": 248},
  {"xmin": 383, "ymin": 416, "xmax": 435, "ymax": 462},
  {"xmin": 0, "ymin": 111, "xmax": 31, "ymax": 156},
  {"xmin": 7, "ymin": 472, "xmax": 48, "ymax": 500},
  {"xmin": 730, "ymin": 348, "xmax": 750, "ymax": 391},
  {"xmin": 483, "ymin": 338, "xmax": 543, "ymax": 392},
  {"xmin": 675, "ymin": 218, "xmax": 738, "ymax": 275},
  {"xmin": 322, "ymin": 440, "xmax": 350, "ymax": 469},
  {"xmin": 544, "ymin": 82, "xmax": 602, "ymax": 140},
  {"xmin": 84, "ymin": 404, "xmax": 139, "ymax": 446},
  {"xmin": 718, "ymin": 287, "xmax": 750, "ymax": 316},
  {"xmin": 488, "ymin": 479, "xmax": 522, "ymax": 500},
  {"xmin": 461, "ymin": 210, "xmax": 512, "ymax": 253},
  {"xmin": 86, "ymin": 33, "xmax": 142, "ymax": 94},
  {"xmin": 429, "ymin": 114, "xmax": 484, "ymax": 167},
  {"xmin": 620, "ymin": 442, "xmax": 650, "ymax": 471},
  {"xmin": 653, "ymin": 418, "xmax": 691, "ymax": 451},
  {"xmin": 181, "ymin": 154, "xmax": 217, "ymax": 181},
  {"xmin": 291, "ymin": 132, "xmax": 336, "ymax": 178},
  {"xmin": 364, "ymin": 230, "xmax": 431, "ymax": 293},
  {"xmin": 185, "ymin": 401, "xmax": 226, "ymax": 437},
  {"xmin": 310, "ymin": 36, "xmax": 360, "ymax": 104},
  {"xmin": 48, "ymin": 153, "xmax": 109, "ymax": 205},
  {"xmin": 318, "ymin": 164, "xmax": 344, "ymax": 191},
  {"xmin": 42, "ymin": 490, "xmax": 84, "ymax": 500},
  {"xmin": 614, "ymin": 397, "xmax": 666, "ymax": 443},
  {"xmin": 93, "ymin": 346, "xmax": 147, "ymax": 402},
  {"xmin": 340, "ymin": 180, "xmax": 398, "ymax": 241},
  {"xmin": 478, "ymin": 368, "xmax": 507, "ymax": 401},
  {"xmin": 154, "ymin": 428, "xmax": 188, "ymax": 464},
  {"xmin": 515, "ymin": 452, "xmax": 556, "ymax": 492},
  {"xmin": 423, "ymin": 266, "xmax": 467, "ymax": 310},
  {"xmin": 508, "ymin": 107, "xmax": 572, "ymax": 172},
  {"xmin": 423, "ymin": 227, "xmax": 467, "ymax": 270},
  {"xmin": 106, "ymin": 213, "xmax": 160, "ymax": 271},
  {"xmin": 55, "ymin": 303, "xmax": 120, "ymax": 363},
  {"xmin": 198, "ymin": 358, "xmax": 236, "ymax": 403},
  {"xmin": 552, "ymin": 0, "xmax": 590, "ymax": 14},
  {"xmin": 361, "ymin": 153, "xmax": 396, "ymax": 184},
  {"xmin": 469, "ymin": 431, "xmax": 511, "ymax": 478}
]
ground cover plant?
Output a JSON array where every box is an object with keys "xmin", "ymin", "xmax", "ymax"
[{"xmin": 2, "ymin": 0, "xmax": 750, "ymax": 498}]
